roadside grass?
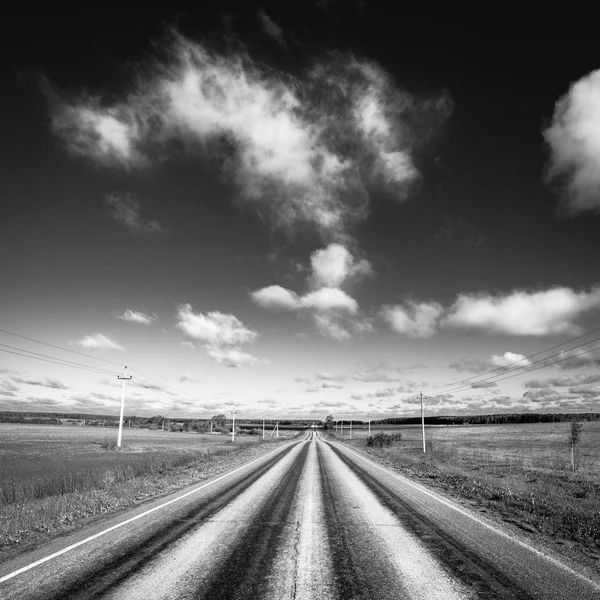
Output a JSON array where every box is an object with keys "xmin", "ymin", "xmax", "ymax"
[
  {"xmin": 337, "ymin": 423, "xmax": 600, "ymax": 555},
  {"xmin": 0, "ymin": 435, "xmax": 291, "ymax": 558}
]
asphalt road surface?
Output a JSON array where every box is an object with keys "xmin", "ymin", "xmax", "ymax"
[{"xmin": 2, "ymin": 432, "xmax": 599, "ymax": 599}]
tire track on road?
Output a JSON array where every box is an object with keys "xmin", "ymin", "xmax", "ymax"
[{"xmin": 28, "ymin": 442, "xmax": 301, "ymax": 600}]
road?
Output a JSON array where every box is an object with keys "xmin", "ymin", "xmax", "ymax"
[{"xmin": 1, "ymin": 432, "xmax": 599, "ymax": 599}]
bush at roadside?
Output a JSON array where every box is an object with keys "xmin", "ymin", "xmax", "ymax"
[{"xmin": 366, "ymin": 432, "xmax": 402, "ymax": 448}]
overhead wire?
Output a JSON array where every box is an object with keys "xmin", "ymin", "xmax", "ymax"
[
  {"xmin": 0, "ymin": 347, "xmax": 121, "ymax": 376},
  {"xmin": 420, "ymin": 326, "xmax": 600, "ymax": 397},
  {"xmin": 0, "ymin": 327, "xmax": 125, "ymax": 367}
]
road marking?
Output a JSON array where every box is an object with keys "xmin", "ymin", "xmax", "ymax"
[
  {"xmin": 335, "ymin": 442, "xmax": 600, "ymax": 592},
  {"xmin": 0, "ymin": 441, "xmax": 298, "ymax": 585}
]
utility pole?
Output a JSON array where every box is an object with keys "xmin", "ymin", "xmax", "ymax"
[
  {"xmin": 117, "ymin": 366, "xmax": 132, "ymax": 449},
  {"xmin": 262, "ymin": 417, "xmax": 265, "ymax": 440},
  {"xmin": 420, "ymin": 391, "xmax": 426, "ymax": 453},
  {"xmin": 231, "ymin": 406, "xmax": 237, "ymax": 443}
]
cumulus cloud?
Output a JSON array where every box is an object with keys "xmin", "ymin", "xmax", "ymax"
[
  {"xmin": 544, "ymin": 70, "xmax": 600, "ymax": 214},
  {"xmin": 106, "ymin": 192, "xmax": 166, "ymax": 234},
  {"xmin": 381, "ymin": 301, "xmax": 443, "ymax": 338},
  {"xmin": 76, "ymin": 333, "xmax": 124, "ymax": 351},
  {"xmin": 443, "ymin": 287, "xmax": 600, "ymax": 336},
  {"xmin": 490, "ymin": 352, "xmax": 530, "ymax": 368},
  {"xmin": 309, "ymin": 243, "xmax": 372, "ymax": 288},
  {"xmin": 251, "ymin": 285, "xmax": 301, "ymax": 310},
  {"xmin": 117, "ymin": 309, "xmax": 156, "ymax": 325},
  {"xmin": 176, "ymin": 304, "xmax": 262, "ymax": 368},
  {"xmin": 47, "ymin": 34, "xmax": 449, "ymax": 240},
  {"xmin": 301, "ymin": 287, "xmax": 358, "ymax": 313},
  {"xmin": 523, "ymin": 388, "xmax": 560, "ymax": 402},
  {"xmin": 257, "ymin": 9, "xmax": 286, "ymax": 47},
  {"xmin": 252, "ymin": 243, "xmax": 370, "ymax": 341}
]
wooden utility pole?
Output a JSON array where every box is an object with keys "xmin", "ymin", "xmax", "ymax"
[
  {"xmin": 117, "ymin": 366, "xmax": 132, "ymax": 449},
  {"xmin": 420, "ymin": 391, "xmax": 426, "ymax": 453}
]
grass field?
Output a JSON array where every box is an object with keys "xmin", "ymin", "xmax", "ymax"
[
  {"xmin": 334, "ymin": 421, "xmax": 600, "ymax": 562},
  {"xmin": 0, "ymin": 423, "xmax": 266, "ymax": 483},
  {"xmin": 0, "ymin": 423, "xmax": 293, "ymax": 557}
]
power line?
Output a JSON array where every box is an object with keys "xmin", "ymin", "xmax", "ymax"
[
  {"xmin": 0, "ymin": 347, "xmax": 121, "ymax": 376},
  {"xmin": 438, "ymin": 342, "xmax": 600, "ymax": 395},
  {"xmin": 0, "ymin": 342, "xmax": 119, "ymax": 375},
  {"xmin": 424, "ymin": 326, "xmax": 600, "ymax": 396},
  {"xmin": 128, "ymin": 368, "xmax": 197, "ymax": 402},
  {"xmin": 0, "ymin": 328, "xmax": 125, "ymax": 367}
]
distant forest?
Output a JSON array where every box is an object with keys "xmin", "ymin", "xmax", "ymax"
[
  {"xmin": 374, "ymin": 413, "xmax": 600, "ymax": 426},
  {"xmin": 0, "ymin": 411, "xmax": 597, "ymax": 429},
  {"xmin": 0, "ymin": 411, "xmax": 321, "ymax": 431}
]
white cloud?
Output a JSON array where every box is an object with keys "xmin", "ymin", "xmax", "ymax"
[
  {"xmin": 76, "ymin": 333, "xmax": 124, "ymax": 351},
  {"xmin": 250, "ymin": 285, "xmax": 301, "ymax": 310},
  {"xmin": 106, "ymin": 192, "xmax": 166, "ymax": 234},
  {"xmin": 257, "ymin": 9, "xmax": 286, "ymax": 47},
  {"xmin": 381, "ymin": 301, "xmax": 443, "ymax": 338},
  {"xmin": 544, "ymin": 69, "xmax": 600, "ymax": 214},
  {"xmin": 206, "ymin": 347, "xmax": 263, "ymax": 368},
  {"xmin": 313, "ymin": 313, "xmax": 352, "ymax": 341},
  {"xmin": 176, "ymin": 304, "xmax": 262, "ymax": 368},
  {"xmin": 301, "ymin": 287, "xmax": 358, "ymax": 314},
  {"xmin": 309, "ymin": 243, "xmax": 372, "ymax": 288},
  {"xmin": 444, "ymin": 287, "xmax": 600, "ymax": 336},
  {"xmin": 490, "ymin": 352, "xmax": 530, "ymax": 368},
  {"xmin": 117, "ymin": 309, "xmax": 156, "ymax": 325},
  {"xmin": 47, "ymin": 35, "xmax": 449, "ymax": 240}
]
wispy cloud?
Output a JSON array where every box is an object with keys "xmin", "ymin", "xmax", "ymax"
[
  {"xmin": 257, "ymin": 9, "xmax": 286, "ymax": 48},
  {"xmin": 75, "ymin": 333, "xmax": 125, "ymax": 351},
  {"xmin": 524, "ymin": 373, "xmax": 600, "ymax": 388},
  {"xmin": 544, "ymin": 69, "xmax": 600, "ymax": 214},
  {"xmin": 117, "ymin": 309, "xmax": 156, "ymax": 325},
  {"xmin": 11, "ymin": 376, "xmax": 68, "ymax": 389},
  {"xmin": 176, "ymin": 304, "xmax": 263, "ymax": 367},
  {"xmin": 106, "ymin": 192, "xmax": 167, "ymax": 235},
  {"xmin": 47, "ymin": 34, "xmax": 449, "ymax": 240}
]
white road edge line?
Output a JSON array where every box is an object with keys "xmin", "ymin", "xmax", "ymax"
[
  {"xmin": 335, "ymin": 442, "xmax": 600, "ymax": 592},
  {"xmin": 0, "ymin": 441, "xmax": 298, "ymax": 585}
]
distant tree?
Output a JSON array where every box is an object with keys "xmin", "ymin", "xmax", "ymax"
[
  {"xmin": 325, "ymin": 414, "xmax": 334, "ymax": 430},
  {"xmin": 212, "ymin": 414, "xmax": 227, "ymax": 427},
  {"xmin": 568, "ymin": 420, "xmax": 584, "ymax": 471}
]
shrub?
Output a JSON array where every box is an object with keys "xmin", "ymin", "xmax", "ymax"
[
  {"xmin": 214, "ymin": 426, "xmax": 230, "ymax": 434},
  {"xmin": 366, "ymin": 432, "xmax": 402, "ymax": 448}
]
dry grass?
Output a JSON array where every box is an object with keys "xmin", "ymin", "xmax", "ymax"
[
  {"xmin": 0, "ymin": 424, "xmax": 294, "ymax": 558},
  {"xmin": 338, "ymin": 422, "xmax": 600, "ymax": 552}
]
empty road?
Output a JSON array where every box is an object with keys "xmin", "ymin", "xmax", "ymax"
[{"xmin": 1, "ymin": 432, "xmax": 599, "ymax": 599}]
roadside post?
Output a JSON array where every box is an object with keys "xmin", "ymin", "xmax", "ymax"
[
  {"xmin": 231, "ymin": 406, "xmax": 237, "ymax": 443},
  {"xmin": 117, "ymin": 366, "xmax": 132, "ymax": 449}
]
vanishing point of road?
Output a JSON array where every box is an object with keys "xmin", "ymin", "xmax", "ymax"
[{"xmin": 1, "ymin": 432, "xmax": 599, "ymax": 599}]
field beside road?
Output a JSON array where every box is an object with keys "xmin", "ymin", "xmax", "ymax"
[
  {"xmin": 334, "ymin": 421, "xmax": 600, "ymax": 566},
  {"xmin": 0, "ymin": 423, "xmax": 293, "ymax": 559}
]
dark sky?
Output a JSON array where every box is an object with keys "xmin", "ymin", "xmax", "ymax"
[{"xmin": 1, "ymin": 3, "xmax": 599, "ymax": 418}]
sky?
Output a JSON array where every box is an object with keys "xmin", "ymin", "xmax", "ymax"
[{"xmin": 1, "ymin": 4, "xmax": 600, "ymax": 420}]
